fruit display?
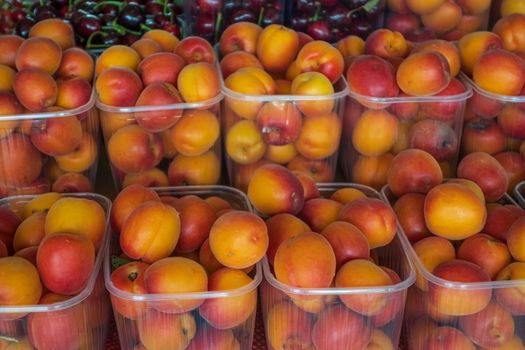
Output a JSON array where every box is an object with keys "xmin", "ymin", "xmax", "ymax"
[
  {"xmin": 384, "ymin": 0, "xmax": 492, "ymax": 41},
  {"xmin": 105, "ymin": 184, "xmax": 265, "ymax": 350},
  {"xmin": 458, "ymin": 24, "xmax": 525, "ymax": 194},
  {"xmin": 219, "ymin": 22, "xmax": 347, "ymax": 189},
  {"xmin": 0, "ymin": 26, "xmax": 100, "ymax": 198},
  {"xmin": 340, "ymin": 28, "xmax": 470, "ymax": 190},
  {"xmin": 0, "ymin": 192, "xmax": 111, "ymax": 350},
  {"xmin": 185, "ymin": 0, "xmax": 284, "ymax": 44},
  {"xmin": 382, "ymin": 148, "xmax": 525, "ymax": 350},
  {"xmin": 286, "ymin": 0, "xmax": 386, "ymax": 42},
  {"xmin": 0, "ymin": 0, "xmax": 182, "ymax": 49},
  {"xmin": 251, "ymin": 165, "xmax": 414, "ymax": 350},
  {"xmin": 94, "ymin": 32, "xmax": 223, "ymax": 190}
]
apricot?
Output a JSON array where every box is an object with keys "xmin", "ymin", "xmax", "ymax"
[
  {"xmin": 387, "ymin": 148, "xmax": 443, "ymax": 196},
  {"xmin": 12, "ymin": 211, "xmax": 45, "ymax": 252},
  {"xmin": 498, "ymin": 103, "xmax": 525, "ymax": 139},
  {"xmin": 110, "ymin": 184, "xmax": 161, "ymax": 232},
  {"xmin": 224, "ymin": 67, "xmax": 276, "ymax": 119},
  {"xmin": 495, "ymin": 262, "xmax": 525, "ymax": 315},
  {"xmin": 144, "ymin": 257, "xmax": 207, "ymax": 312},
  {"xmin": 199, "ymin": 267, "xmax": 257, "ymax": 329},
  {"xmin": 95, "ymin": 67, "xmax": 143, "ymax": 107},
  {"xmin": 330, "ymin": 187, "xmax": 367, "ymax": 204},
  {"xmin": 266, "ymin": 213, "xmax": 310, "ymax": 266},
  {"xmin": 493, "ymin": 13, "xmax": 525, "ymax": 53},
  {"xmin": 408, "ymin": 119, "xmax": 458, "ymax": 162},
  {"xmin": 45, "ymin": 197, "xmax": 106, "ymax": 249},
  {"xmin": 335, "ymin": 259, "xmax": 393, "ymax": 316},
  {"xmin": 186, "ymin": 327, "xmax": 240, "ymax": 350},
  {"xmin": 298, "ymin": 198, "xmax": 342, "ymax": 233},
  {"xmin": 364, "ymin": 28, "xmax": 409, "ymax": 59},
  {"xmin": 0, "ymin": 35, "xmax": 23, "ymax": 68},
  {"xmin": 429, "ymin": 259, "xmax": 492, "ymax": 316},
  {"xmin": 174, "ymin": 36, "xmax": 216, "ymax": 64},
  {"xmin": 458, "ymin": 233, "xmax": 511, "ymax": 279},
  {"xmin": 425, "ymin": 326, "xmax": 476, "ymax": 350},
  {"xmin": 266, "ymin": 301, "xmax": 313, "ymax": 350},
  {"xmin": 421, "ymin": 0, "xmax": 463, "ymax": 34},
  {"xmin": 274, "ymin": 231, "xmax": 336, "ymax": 288},
  {"xmin": 0, "ymin": 133, "xmax": 42, "ymax": 188},
  {"xmin": 457, "ymin": 152, "xmax": 509, "ymax": 202},
  {"xmin": 397, "ymin": 51, "xmax": 451, "ymax": 96},
  {"xmin": 287, "ymin": 155, "xmax": 334, "ymax": 182},
  {"xmin": 219, "ymin": 21, "xmax": 262, "ymax": 55},
  {"xmin": 412, "ymin": 39, "xmax": 461, "ymax": 77},
  {"xmin": 265, "ymin": 144, "xmax": 298, "ymax": 164},
  {"xmin": 134, "ymin": 82, "xmax": 183, "ymax": 132},
  {"xmin": 295, "ymin": 112, "xmax": 341, "ymax": 160},
  {"xmin": 15, "ymin": 37, "xmax": 62, "ymax": 75},
  {"xmin": 473, "ymin": 49, "xmax": 525, "ymax": 96},
  {"xmin": 338, "ymin": 197, "xmax": 397, "ymax": 249},
  {"xmin": 291, "ymin": 72, "xmax": 335, "ymax": 117},
  {"xmin": 424, "ymin": 182, "xmax": 486, "ymax": 239},
  {"xmin": 257, "ymin": 101, "xmax": 302, "ymax": 146},
  {"xmin": 120, "ymin": 201, "xmax": 181, "ymax": 263},
  {"xmin": 352, "ymin": 109, "xmax": 399, "ymax": 156},
  {"xmin": 28, "ymin": 18, "xmax": 74, "ymax": 50},
  {"xmin": 137, "ymin": 52, "xmax": 185, "ymax": 86},
  {"xmin": 458, "ymin": 31, "xmax": 504, "ymax": 76},
  {"xmin": 13, "ymin": 68, "xmax": 57, "ymax": 112},
  {"xmin": 170, "ymin": 109, "xmax": 219, "ymax": 157},
  {"xmin": 167, "ymin": 151, "xmax": 221, "ymax": 186},
  {"xmin": 321, "ymin": 221, "xmax": 370, "ymax": 269},
  {"xmin": 406, "ymin": 0, "xmax": 445, "ymax": 14},
  {"xmin": 220, "ymin": 51, "xmax": 263, "ymax": 78},
  {"xmin": 0, "ymin": 65, "xmax": 15, "ymax": 92},
  {"xmin": 177, "ymin": 62, "xmax": 220, "ymax": 103},
  {"xmin": 347, "ymin": 55, "xmax": 398, "ymax": 100},
  {"xmin": 256, "ymin": 24, "xmax": 299, "ymax": 74},
  {"xmin": 247, "ymin": 163, "xmax": 305, "ymax": 216},
  {"xmin": 95, "ymin": 45, "xmax": 141, "ymax": 76},
  {"xmin": 351, "ymin": 153, "xmax": 393, "ymax": 190},
  {"xmin": 55, "ymin": 76, "xmax": 92, "ymax": 110},
  {"xmin": 107, "ymin": 124, "xmax": 164, "ymax": 174},
  {"xmin": 394, "ymin": 193, "xmax": 432, "ymax": 243},
  {"xmin": 0, "ymin": 256, "xmax": 42, "ymax": 307},
  {"xmin": 137, "ymin": 310, "xmax": 195, "ymax": 350},
  {"xmin": 130, "ymin": 38, "xmax": 162, "ymax": 58},
  {"xmin": 51, "ymin": 172, "xmax": 92, "ymax": 193},
  {"xmin": 295, "ymin": 40, "xmax": 344, "ymax": 83},
  {"xmin": 507, "ymin": 216, "xmax": 525, "ymax": 262},
  {"xmin": 141, "ymin": 29, "xmax": 179, "ymax": 52}
]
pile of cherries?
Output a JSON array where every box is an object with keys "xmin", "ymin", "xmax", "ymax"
[
  {"xmin": 0, "ymin": 0, "xmax": 183, "ymax": 48},
  {"xmin": 189, "ymin": 0, "xmax": 283, "ymax": 43},
  {"xmin": 288, "ymin": 0, "xmax": 385, "ymax": 42}
]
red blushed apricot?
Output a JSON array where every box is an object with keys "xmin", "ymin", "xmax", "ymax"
[
  {"xmin": 411, "ymin": 39, "xmax": 461, "ymax": 77},
  {"xmin": 28, "ymin": 18, "xmax": 75, "ymax": 50},
  {"xmin": 137, "ymin": 52, "xmax": 185, "ymax": 86},
  {"xmin": 0, "ymin": 133, "xmax": 42, "ymax": 188},
  {"xmin": 419, "ymin": 78, "xmax": 467, "ymax": 121},
  {"xmin": 274, "ymin": 231, "xmax": 336, "ymax": 288},
  {"xmin": 107, "ymin": 124, "xmax": 164, "ymax": 174},
  {"xmin": 394, "ymin": 193, "xmax": 432, "ymax": 243},
  {"xmin": 167, "ymin": 151, "xmax": 221, "ymax": 186},
  {"xmin": 498, "ymin": 103, "xmax": 525, "ymax": 139},
  {"xmin": 408, "ymin": 119, "xmax": 458, "ymax": 162},
  {"xmin": 95, "ymin": 67, "xmax": 143, "ymax": 107},
  {"xmin": 320, "ymin": 221, "xmax": 370, "ymax": 270},
  {"xmin": 495, "ymin": 262, "xmax": 525, "ymax": 315},
  {"xmin": 387, "ymin": 148, "xmax": 443, "ymax": 197},
  {"xmin": 396, "ymin": 51, "xmax": 451, "ymax": 96},
  {"xmin": 364, "ymin": 28, "xmax": 409, "ymax": 59},
  {"xmin": 336, "ymin": 35, "xmax": 365, "ymax": 58},
  {"xmin": 335, "ymin": 259, "xmax": 393, "ymax": 316},
  {"xmin": 473, "ymin": 49, "xmax": 525, "ymax": 96},
  {"xmin": 347, "ymin": 55, "xmax": 399, "ymax": 99},
  {"xmin": 219, "ymin": 21, "xmax": 262, "ymax": 56},
  {"xmin": 122, "ymin": 168, "xmax": 169, "ymax": 188},
  {"xmin": 457, "ymin": 233, "xmax": 511, "ymax": 279},
  {"xmin": 13, "ymin": 68, "xmax": 57, "ymax": 112},
  {"xmin": 290, "ymin": 72, "xmax": 335, "ymax": 118},
  {"xmin": 495, "ymin": 151, "xmax": 525, "ymax": 192},
  {"xmin": 131, "ymin": 38, "xmax": 163, "ymax": 58},
  {"xmin": 266, "ymin": 301, "xmax": 313, "ymax": 350},
  {"xmin": 457, "ymin": 31, "xmax": 504, "ymax": 76},
  {"xmin": 220, "ymin": 51, "xmax": 262, "ymax": 78},
  {"xmin": 484, "ymin": 204, "xmax": 525, "ymax": 241},
  {"xmin": 256, "ymin": 24, "xmax": 299, "ymax": 74},
  {"xmin": 137, "ymin": 310, "xmax": 196, "ymax": 350},
  {"xmin": 295, "ymin": 40, "xmax": 344, "ymax": 83},
  {"xmin": 429, "ymin": 259, "xmax": 492, "ymax": 316},
  {"xmin": 15, "ymin": 37, "xmax": 62, "ymax": 75},
  {"xmin": 424, "ymin": 182, "xmax": 486, "ymax": 240},
  {"xmin": 338, "ymin": 197, "xmax": 397, "ymax": 249},
  {"xmin": 507, "ymin": 216, "xmax": 525, "ymax": 262},
  {"xmin": 0, "ymin": 35, "xmax": 23, "ymax": 68},
  {"xmin": 287, "ymin": 155, "xmax": 334, "ymax": 182},
  {"xmin": 266, "ymin": 213, "xmax": 310, "ymax": 266},
  {"xmin": 298, "ymin": 198, "xmax": 342, "ymax": 233},
  {"xmin": 457, "ymin": 152, "xmax": 509, "ymax": 202},
  {"xmin": 461, "ymin": 118, "xmax": 506, "ymax": 156}
]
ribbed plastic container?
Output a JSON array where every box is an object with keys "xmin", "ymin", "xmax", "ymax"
[
  {"xmin": 97, "ymin": 94, "xmax": 223, "ymax": 192},
  {"xmin": 0, "ymin": 91, "xmax": 99, "ymax": 198},
  {"xmin": 515, "ymin": 181, "xmax": 525, "ymax": 208},
  {"xmin": 0, "ymin": 192, "xmax": 112, "ymax": 350},
  {"xmin": 104, "ymin": 185, "xmax": 262, "ymax": 350},
  {"xmin": 221, "ymin": 79, "xmax": 348, "ymax": 191},
  {"xmin": 341, "ymin": 79, "xmax": 472, "ymax": 191},
  {"xmin": 382, "ymin": 185, "xmax": 525, "ymax": 350},
  {"xmin": 261, "ymin": 183, "xmax": 415, "ymax": 350}
]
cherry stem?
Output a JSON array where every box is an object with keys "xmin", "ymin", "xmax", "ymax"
[
  {"xmin": 85, "ymin": 30, "xmax": 107, "ymax": 48},
  {"xmin": 257, "ymin": 7, "xmax": 265, "ymax": 26},
  {"xmin": 312, "ymin": 3, "xmax": 321, "ymax": 22},
  {"xmin": 94, "ymin": 1, "xmax": 125, "ymax": 11},
  {"xmin": 0, "ymin": 336, "xmax": 17, "ymax": 343},
  {"xmin": 214, "ymin": 12, "xmax": 222, "ymax": 44}
]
